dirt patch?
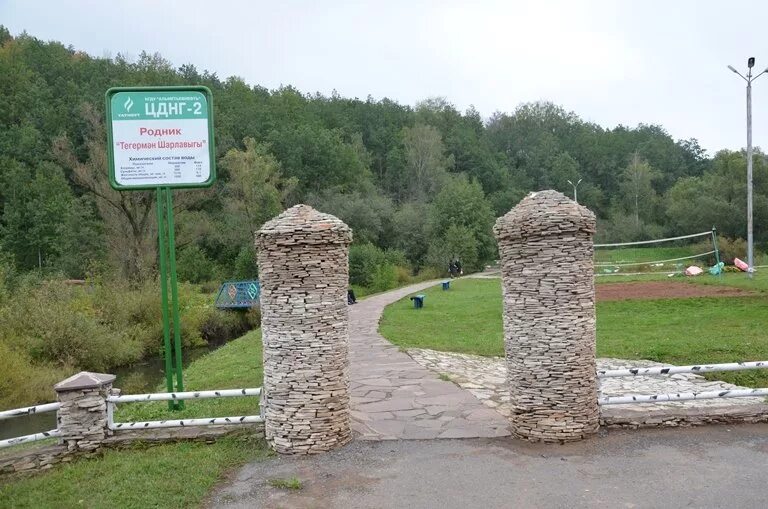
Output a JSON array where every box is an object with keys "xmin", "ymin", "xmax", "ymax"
[{"xmin": 596, "ymin": 281, "xmax": 754, "ymax": 301}]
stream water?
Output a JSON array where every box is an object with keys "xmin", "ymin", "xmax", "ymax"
[{"xmin": 0, "ymin": 345, "xmax": 221, "ymax": 441}]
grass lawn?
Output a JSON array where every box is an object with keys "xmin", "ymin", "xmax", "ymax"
[
  {"xmin": 114, "ymin": 330, "xmax": 264, "ymax": 422},
  {"xmin": 0, "ymin": 330, "xmax": 268, "ymax": 509},
  {"xmin": 380, "ymin": 279, "xmax": 503, "ymax": 357},
  {"xmin": 380, "ymin": 278, "xmax": 768, "ymax": 387}
]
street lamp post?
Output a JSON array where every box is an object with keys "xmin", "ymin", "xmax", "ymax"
[
  {"xmin": 728, "ymin": 57, "xmax": 768, "ymax": 278},
  {"xmin": 567, "ymin": 178, "xmax": 583, "ymax": 204}
]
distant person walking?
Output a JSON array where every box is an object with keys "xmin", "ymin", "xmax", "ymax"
[{"xmin": 448, "ymin": 259, "xmax": 462, "ymax": 278}]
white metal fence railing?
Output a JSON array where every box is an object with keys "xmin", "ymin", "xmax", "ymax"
[
  {"xmin": 0, "ymin": 403, "xmax": 62, "ymax": 449},
  {"xmin": 0, "ymin": 387, "xmax": 263, "ymax": 449},
  {"xmin": 598, "ymin": 360, "xmax": 768, "ymax": 405},
  {"xmin": 107, "ymin": 388, "xmax": 263, "ymax": 430}
]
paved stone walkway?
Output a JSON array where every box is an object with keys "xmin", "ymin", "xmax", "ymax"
[
  {"xmin": 408, "ymin": 349, "xmax": 767, "ymax": 418},
  {"xmin": 349, "ymin": 277, "xmax": 767, "ymax": 436},
  {"xmin": 348, "ymin": 281, "xmax": 510, "ymax": 440}
]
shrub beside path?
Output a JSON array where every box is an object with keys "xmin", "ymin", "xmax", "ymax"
[{"xmin": 348, "ymin": 280, "xmax": 510, "ymax": 439}]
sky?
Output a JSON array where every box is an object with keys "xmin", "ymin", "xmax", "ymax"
[{"xmin": 3, "ymin": 0, "xmax": 768, "ymax": 155}]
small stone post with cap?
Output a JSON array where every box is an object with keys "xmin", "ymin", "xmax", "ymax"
[
  {"xmin": 54, "ymin": 371, "xmax": 115, "ymax": 451},
  {"xmin": 255, "ymin": 204, "xmax": 353, "ymax": 454},
  {"xmin": 493, "ymin": 190, "xmax": 599, "ymax": 442}
]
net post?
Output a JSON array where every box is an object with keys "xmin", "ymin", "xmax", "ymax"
[{"xmin": 712, "ymin": 226, "xmax": 722, "ymax": 277}]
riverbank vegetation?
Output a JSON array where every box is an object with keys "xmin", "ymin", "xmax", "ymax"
[
  {"xmin": 0, "ymin": 330, "xmax": 269, "ymax": 509},
  {"xmin": 0, "ymin": 270, "xmax": 257, "ymax": 409}
]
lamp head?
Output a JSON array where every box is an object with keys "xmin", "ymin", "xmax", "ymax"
[
  {"xmin": 748, "ymin": 57, "xmax": 755, "ymax": 69},
  {"xmin": 728, "ymin": 65, "xmax": 739, "ymax": 73}
]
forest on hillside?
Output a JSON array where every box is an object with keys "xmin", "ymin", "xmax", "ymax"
[{"xmin": 1, "ymin": 26, "xmax": 767, "ymax": 285}]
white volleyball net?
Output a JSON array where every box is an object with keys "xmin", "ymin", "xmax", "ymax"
[{"xmin": 594, "ymin": 230, "xmax": 720, "ymax": 277}]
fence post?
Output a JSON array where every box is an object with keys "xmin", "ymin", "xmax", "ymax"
[
  {"xmin": 255, "ymin": 204, "xmax": 353, "ymax": 454},
  {"xmin": 54, "ymin": 372, "xmax": 115, "ymax": 451},
  {"xmin": 493, "ymin": 190, "xmax": 599, "ymax": 442}
]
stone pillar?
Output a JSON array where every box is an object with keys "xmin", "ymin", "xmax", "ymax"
[
  {"xmin": 493, "ymin": 190, "xmax": 599, "ymax": 442},
  {"xmin": 54, "ymin": 372, "xmax": 115, "ymax": 451},
  {"xmin": 255, "ymin": 204, "xmax": 353, "ymax": 454}
]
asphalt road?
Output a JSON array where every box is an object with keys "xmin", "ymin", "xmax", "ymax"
[{"xmin": 206, "ymin": 423, "xmax": 768, "ymax": 508}]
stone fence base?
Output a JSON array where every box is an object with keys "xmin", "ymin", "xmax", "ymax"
[
  {"xmin": 0, "ymin": 422, "xmax": 265, "ymax": 476},
  {"xmin": 0, "ymin": 445, "xmax": 80, "ymax": 475},
  {"xmin": 600, "ymin": 404, "xmax": 768, "ymax": 429}
]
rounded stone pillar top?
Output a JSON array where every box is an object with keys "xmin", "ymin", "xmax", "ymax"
[
  {"xmin": 493, "ymin": 190, "xmax": 595, "ymax": 241},
  {"xmin": 256, "ymin": 204, "xmax": 352, "ymax": 247},
  {"xmin": 54, "ymin": 372, "xmax": 116, "ymax": 392}
]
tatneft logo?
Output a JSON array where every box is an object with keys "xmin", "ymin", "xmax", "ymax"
[{"xmin": 116, "ymin": 94, "xmax": 141, "ymax": 119}]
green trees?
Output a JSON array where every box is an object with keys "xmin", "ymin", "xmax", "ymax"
[
  {"xmin": 193, "ymin": 138, "xmax": 296, "ymax": 279},
  {"xmin": 267, "ymin": 124, "xmax": 370, "ymax": 197},
  {"xmin": 400, "ymin": 124, "xmax": 452, "ymax": 202},
  {"xmin": 0, "ymin": 159, "xmax": 97, "ymax": 272},
  {"xmin": 219, "ymin": 138, "xmax": 295, "ymax": 240},
  {"xmin": 620, "ymin": 153, "xmax": 660, "ymax": 226},
  {"xmin": 1, "ymin": 24, "xmax": 762, "ymax": 286},
  {"xmin": 53, "ymin": 106, "xmax": 156, "ymax": 280},
  {"xmin": 665, "ymin": 150, "xmax": 768, "ymax": 241},
  {"xmin": 427, "ymin": 176, "xmax": 495, "ymax": 271}
]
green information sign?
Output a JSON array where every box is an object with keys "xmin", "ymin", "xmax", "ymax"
[
  {"xmin": 105, "ymin": 86, "xmax": 217, "ymax": 410},
  {"xmin": 106, "ymin": 86, "xmax": 216, "ymax": 190}
]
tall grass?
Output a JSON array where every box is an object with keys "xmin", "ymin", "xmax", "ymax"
[{"xmin": 0, "ymin": 277, "xmax": 255, "ymax": 409}]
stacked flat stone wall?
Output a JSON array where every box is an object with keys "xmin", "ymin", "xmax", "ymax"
[
  {"xmin": 0, "ymin": 445, "xmax": 72, "ymax": 474},
  {"xmin": 256, "ymin": 204, "xmax": 353, "ymax": 454},
  {"xmin": 55, "ymin": 374, "xmax": 115, "ymax": 452},
  {"xmin": 494, "ymin": 190, "xmax": 599, "ymax": 442}
]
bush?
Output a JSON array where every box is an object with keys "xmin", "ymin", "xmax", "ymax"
[
  {"xmin": 92, "ymin": 278, "xmax": 162, "ymax": 354},
  {"xmin": 0, "ymin": 275, "xmax": 260, "ymax": 409},
  {"xmin": 199, "ymin": 309, "xmax": 251, "ymax": 345},
  {"xmin": 383, "ymin": 249, "xmax": 408, "ymax": 268},
  {"xmin": 0, "ymin": 251, "xmax": 18, "ymax": 307},
  {"xmin": 245, "ymin": 306, "xmax": 262, "ymax": 329},
  {"xmin": 0, "ymin": 281, "xmax": 135, "ymax": 369},
  {"xmin": 349, "ymin": 243, "xmax": 412, "ymax": 292},
  {"xmin": 395, "ymin": 266, "xmax": 412, "ymax": 284},
  {"xmin": 716, "ymin": 237, "xmax": 747, "ymax": 264},
  {"xmin": 177, "ymin": 246, "xmax": 217, "ymax": 284},
  {"xmin": 0, "ymin": 342, "xmax": 67, "ymax": 409},
  {"xmin": 198, "ymin": 280, "xmax": 220, "ymax": 294},
  {"xmin": 413, "ymin": 266, "xmax": 441, "ymax": 281},
  {"xmin": 349, "ymin": 243, "xmax": 387, "ymax": 287},
  {"xmin": 232, "ymin": 246, "xmax": 259, "ymax": 280},
  {"xmin": 369, "ymin": 263, "xmax": 397, "ymax": 293},
  {"xmin": 426, "ymin": 224, "xmax": 479, "ymax": 273}
]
